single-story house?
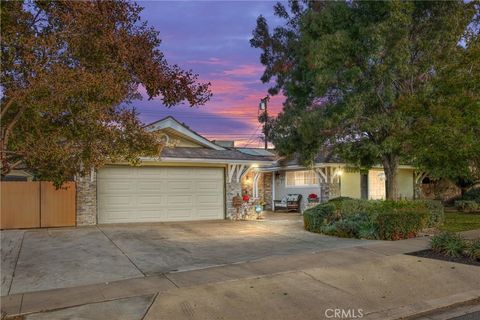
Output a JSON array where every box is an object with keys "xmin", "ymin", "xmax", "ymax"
[{"xmin": 75, "ymin": 117, "xmax": 424, "ymax": 225}]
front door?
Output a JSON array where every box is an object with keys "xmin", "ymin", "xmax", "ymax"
[{"xmin": 360, "ymin": 173, "xmax": 368, "ymax": 199}]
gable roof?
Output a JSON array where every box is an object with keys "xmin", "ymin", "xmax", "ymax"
[{"xmin": 144, "ymin": 116, "xmax": 225, "ymax": 150}]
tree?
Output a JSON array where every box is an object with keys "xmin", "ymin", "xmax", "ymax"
[
  {"xmin": 403, "ymin": 34, "xmax": 480, "ymax": 193},
  {"xmin": 1, "ymin": 0, "xmax": 211, "ymax": 186},
  {"xmin": 251, "ymin": 0, "xmax": 479, "ymax": 199}
]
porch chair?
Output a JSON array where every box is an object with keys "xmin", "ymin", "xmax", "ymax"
[{"xmin": 273, "ymin": 194, "xmax": 302, "ymax": 212}]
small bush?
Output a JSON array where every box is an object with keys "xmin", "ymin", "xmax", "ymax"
[
  {"xmin": 462, "ymin": 188, "xmax": 480, "ymax": 202},
  {"xmin": 430, "ymin": 232, "xmax": 467, "ymax": 257},
  {"xmin": 467, "ymin": 240, "xmax": 480, "ymax": 261},
  {"xmin": 417, "ymin": 200, "xmax": 444, "ymax": 227},
  {"xmin": 454, "ymin": 200, "xmax": 480, "ymax": 213}
]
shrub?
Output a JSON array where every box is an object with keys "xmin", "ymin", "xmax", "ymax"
[
  {"xmin": 332, "ymin": 198, "xmax": 374, "ymax": 216},
  {"xmin": 376, "ymin": 208, "xmax": 429, "ymax": 240},
  {"xmin": 416, "ymin": 200, "xmax": 444, "ymax": 227},
  {"xmin": 454, "ymin": 200, "xmax": 480, "ymax": 213},
  {"xmin": 430, "ymin": 232, "xmax": 467, "ymax": 257},
  {"xmin": 320, "ymin": 223, "xmax": 338, "ymax": 236},
  {"xmin": 303, "ymin": 203, "xmax": 336, "ymax": 232},
  {"xmin": 466, "ymin": 240, "xmax": 480, "ymax": 261},
  {"xmin": 304, "ymin": 198, "xmax": 444, "ymax": 240},
  {"xmin": 462, "ymin": 188, "xmax": 480, "ymax": 202}
]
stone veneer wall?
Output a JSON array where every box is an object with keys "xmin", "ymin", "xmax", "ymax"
[
  {"xmin": 76, "ymin": 171, "xmax": 97, "ymax": 226},
  {"xmin": 260, "ymin": 172, "xmax": 272, "ymax": 210},
  {"xmin": 240, "ymin": 172, "xmax": 273, "ymax": 210},
  {"xmin": 226, "ymin": 180, "xmax": 242, "ymax": 219}
]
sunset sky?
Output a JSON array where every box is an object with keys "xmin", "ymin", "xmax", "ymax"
[{"xmin": 136, "ymin": 1, "xmax": 285, "ymax": 147}]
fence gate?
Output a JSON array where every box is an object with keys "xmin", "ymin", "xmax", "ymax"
[{"xmin": 0, "ymin": 181, "xmax": 76, "ymax": 229}]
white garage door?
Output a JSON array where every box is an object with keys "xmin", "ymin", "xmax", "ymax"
[{"xmin": 97, "ymin": 166, "xmax": 225, "ymax": 223}]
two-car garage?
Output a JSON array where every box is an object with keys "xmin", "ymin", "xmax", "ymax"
[{"xmin": 97, "ymin": 166, "xmax": 225, "ymax": 223}]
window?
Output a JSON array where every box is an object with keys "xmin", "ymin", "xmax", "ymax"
[{"xmin": 286, "ymin": 171, "xmax": 318, "ymax": 187}]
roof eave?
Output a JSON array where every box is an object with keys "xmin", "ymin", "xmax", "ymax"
[{"xmin": 140, "ymin": 156, "xmax": 276, "ymax": 165}]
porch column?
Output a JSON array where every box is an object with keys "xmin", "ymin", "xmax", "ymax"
[
  {"xmin": 315, "ymin": 166, "xmax": 342, "ymax": 202},
  {"xmin": 271, "ymin": 172, "xmax": 275, "ymax": 210},
  {"xmin": 226, "ymin": 164, "xmax": 252, "ymax": 219},
  {"xmin": 262, "ymin": 172, "xmax": 273, "ymax": 210},
  {"xmin": 315, "ymin": 167, "xmax": 330, "ymax": 202},
  {"xmin": 414, "ymin": 171, "xmax": 428, "ymax": 199},
  {"xmin": 252, "ymin": 171, "xmax": 261, "ymax": 198}
]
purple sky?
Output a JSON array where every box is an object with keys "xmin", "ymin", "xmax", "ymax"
[{"xmin": 136, "ymin": 1, "xmax": 285, "ymax": 147}]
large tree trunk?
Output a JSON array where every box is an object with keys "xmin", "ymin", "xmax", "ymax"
[{"xmin": 382, "ymin": 154, "xmax": 399, "ymax": 200}]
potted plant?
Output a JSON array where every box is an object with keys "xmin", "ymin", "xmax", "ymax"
[
  {"xmin": 254, "ymin": 198, "xmax": 266, "ymax": 214},
  {"xmin": 308, "ymin": 193, "xmax": 319, "ymax": 203}
]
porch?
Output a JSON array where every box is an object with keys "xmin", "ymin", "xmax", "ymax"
[{"xmin": 241, "ymin": 165, "xmax": 419, "ymax": 213}]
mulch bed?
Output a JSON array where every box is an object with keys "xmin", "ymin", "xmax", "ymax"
[{"xmin": 407, "ymin": 249, "xmax": 480, "ymax": 267}]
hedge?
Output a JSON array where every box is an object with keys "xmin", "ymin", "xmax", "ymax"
[
  {"xmin": 454, "ymin": 200, "xmax": 480, "ymax": 213},
  {"xmin": 454, "ymin": 187, "xmax": 480, "ymax": 212},
  {"xmin": 376, "ymin": 208, "xmax": 429, "ymax": 240},
  {"xmin": 303, "ymin": 198, "xmax": 443, "ymax": 240},
  {"xmin": 462, "ymin": 187, "xmax": 480, "ymax": 202}
]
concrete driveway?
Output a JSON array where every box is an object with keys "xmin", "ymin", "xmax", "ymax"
[{"xmin": 1, "ymin": 213, "xmax": 371, "ymax": 295}]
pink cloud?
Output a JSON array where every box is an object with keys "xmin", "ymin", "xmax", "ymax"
[
  {"xmin": 223, "ymin": 64, "xmax": 265, "ymax": 77},
  {"xmin": 185, "ymin": 57, "xmax": 226, "ymax": 65},
  {"xmin": 207, "ymin": 79, "xmax": 249, "ymax": 95}
]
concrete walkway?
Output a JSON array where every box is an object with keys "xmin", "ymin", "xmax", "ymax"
[{"xmin": 3, "ymin": 234, "xmax": 479, "ymax": 320}]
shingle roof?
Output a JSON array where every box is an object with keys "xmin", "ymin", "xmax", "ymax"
[
  {"xmin": 235, "ymin": 148, "xmax": 276, "ymax": 157},
  {"xmin": 161, "ymin": 147, "xmax": 275, "ymax": 162},
  {"xmin": 276, "ymin": 150, "xmax": 342, "ymax": 167}
]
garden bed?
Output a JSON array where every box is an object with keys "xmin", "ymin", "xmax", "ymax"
[
  {"xmin": 407, "ymin": 249, "xmax": 480, "ymax": 267},
  {"xmin": 408, "ymin": 232, "xmax": 480, "ymax": 267}
]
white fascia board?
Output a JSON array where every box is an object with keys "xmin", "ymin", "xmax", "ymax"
[
  {"xmin": 146, "ymin": 118, "xmax": 225, "ymax": 150},
  {"xmin": 260, "ymin": 162, "xmax": 416, "ymax": 172},
  {"xmin": 140, "ymin": 156, "xmax": 275, "ymax": 165}
]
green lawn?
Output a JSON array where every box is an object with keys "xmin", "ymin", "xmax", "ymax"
[{"xmin": 441, "ymin": 211, "xmax": 480, "ymax": 232}]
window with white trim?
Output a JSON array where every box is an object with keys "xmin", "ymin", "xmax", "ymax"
[{"xmin": 285, "ymin": 171, "xmax": 318, "ymax": 187}]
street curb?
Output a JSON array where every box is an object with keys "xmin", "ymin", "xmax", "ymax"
[{"xmin": 366, "ymin": 289, "xmax": 480, "ymax": 320}]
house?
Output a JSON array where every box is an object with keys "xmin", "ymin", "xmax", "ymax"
[
  {"xmin": 76, "ymin": 117, "xmax": 275, "ymax": 225},
  {"xmin": 75, "ymin": 117, "xmax": 422, "ymax": 225},
  {"xmin": 247, "ymin": 153, "xmax": 419, "ymax": 213}
]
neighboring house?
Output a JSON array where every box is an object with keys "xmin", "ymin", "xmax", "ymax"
[
  {"xmin": 1, "ymin": 169, "xmax": 34, "ymax": 181},
  {"xmin": 72, "ymin": 116, "xmax": 422, "ymax": 225}
]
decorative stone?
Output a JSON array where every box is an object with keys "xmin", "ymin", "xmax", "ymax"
[
  {"xmin": 226, "ymin": 180, "xmax": 242, "ymax": 219},
  {"xmin": 76, "ymin": 171, "xmax": 97, "ymax": 226}
]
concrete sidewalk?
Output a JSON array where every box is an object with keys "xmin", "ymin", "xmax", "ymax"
[{"xmin": 2, "ymin": 235, "xmax": 479, "ymax": 320}]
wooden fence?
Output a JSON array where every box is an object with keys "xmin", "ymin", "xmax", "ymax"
[{"xmin": 0, "ymin": 181, "xmax": 76, "ymax": 229}]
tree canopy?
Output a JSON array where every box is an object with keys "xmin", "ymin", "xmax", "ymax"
[
  {"xmin": 1, "ymin": 0, "xmax": 211, "ymax": 185},
  {"xmin": 251, "ymin": 0, "xmax": 480, "ymax": 198}
]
